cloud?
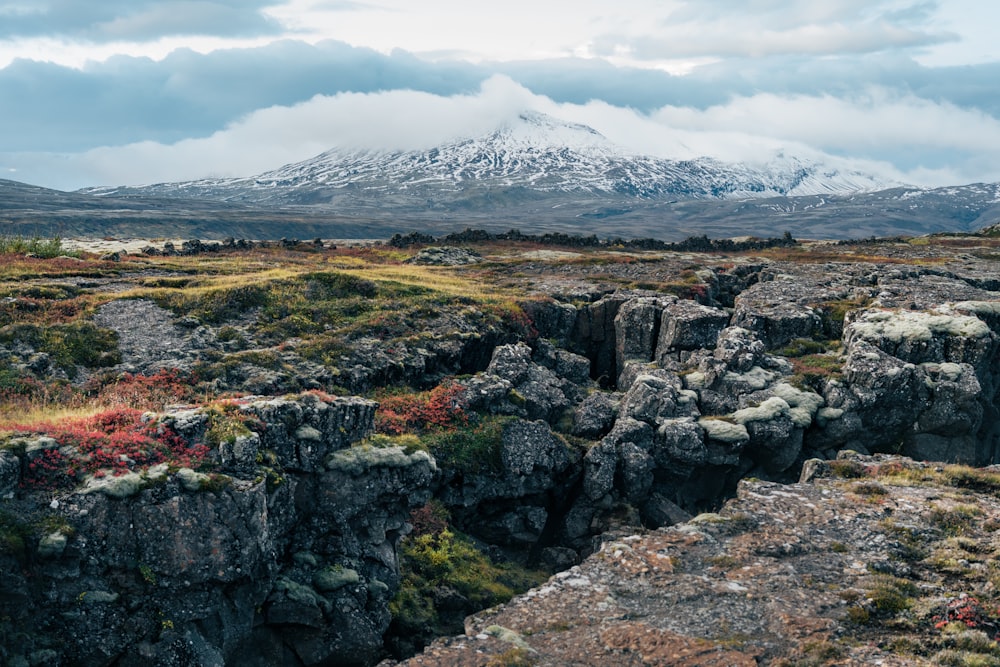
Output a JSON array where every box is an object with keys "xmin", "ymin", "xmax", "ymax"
[
  {"xmin": 6, "ymin": 74, "xmax": 999, "ymax": 192},
  {"xmin": 590, "ymin": 0, "xmax": 956, "ymax": 61},
  {"xmin": 0, "ymin": 0, "xmax": 281, "ymax": 40},
  {"xmin": 0, "ymin": 40, "xmax": 484, "ymax": 151},
  {"xmin": 6, "ymin": 37, "xmax": 1000, "ymax": 158}
]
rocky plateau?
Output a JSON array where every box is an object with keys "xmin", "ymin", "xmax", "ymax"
[{"xmin": 3, "ymin": 230, "xmax": 1000, "ymax": 666}]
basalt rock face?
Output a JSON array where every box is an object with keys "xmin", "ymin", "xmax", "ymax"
[
  {"xmin": 0, "ymin": 394, "xmax": 436, "ymax": 667},
  {"xmin": 7, "ymin": 241, "xmax": 1000, "ymax": 666},
  {"xmin": 500, "ymin": 258, "xmax": 1000, "ymax": 549},
  {"xmin": 389, "ymin": 452, "xmax": 1000, "ymax": 667}
]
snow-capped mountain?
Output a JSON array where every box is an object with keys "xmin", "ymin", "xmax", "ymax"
[{"xmin": 84, "ymin": 111, "xmax": 898, "ymax": 209}]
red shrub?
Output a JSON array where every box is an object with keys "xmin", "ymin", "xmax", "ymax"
[
  {"xmin": 89, "ymin": 369, "xmax": 197, "ymax": 410},
  {"xmin": 375, "ymin": 383, "xmax": 468, "ymax": 435},
  {"xmin": 16, "ymin": 407, "xmax": 210, "ymax": 490}
]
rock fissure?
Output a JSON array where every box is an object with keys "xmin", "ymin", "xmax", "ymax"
[{"xmin": 6, "ymin": 236, "xmax": 1000, "ymax": 665}]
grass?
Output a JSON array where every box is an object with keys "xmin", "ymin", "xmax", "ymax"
[{"xmin": 788, "ymin": 353, "xmax": 843, "ymax": 390}]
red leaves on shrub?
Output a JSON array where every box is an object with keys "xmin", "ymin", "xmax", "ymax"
[
  {"xmin": 374, "ymin": 383, "xmax": 468, "ymax": 436},
  {"xmin": 88, "ymin": 368, "xmax": 196, "ymax": 410},
  {"xmin": 932, "ymin": 595, "xmax": 1000, "ymax": 638},
  {"xmin": 16, "ymin": 407, "xmax": 210, "ymax": 490}
]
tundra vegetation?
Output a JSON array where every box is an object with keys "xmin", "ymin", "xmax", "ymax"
[{"xmin": 4, "ymin": 229, "xmax": 1000, "ymax": 665}]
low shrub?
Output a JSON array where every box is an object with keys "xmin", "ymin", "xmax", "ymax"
[
  {"xmin": 374, "ymin": 383, "xmax": 469, "ymax": 436},
  {"xmin": 0, "ymin": 236, "xmax": 74, "ymax": 259},
  {"xmin": 9, "ymin": 408, "xmax": 210, "ymax": 490}
]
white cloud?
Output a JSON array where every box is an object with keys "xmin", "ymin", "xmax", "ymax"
[{"xmin": 653, "ymin": 90, "xmax": 1000, "ymax": 156}]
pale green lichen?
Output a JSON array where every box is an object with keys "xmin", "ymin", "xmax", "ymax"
[
  {"xmin": 769, "ymin": 383, "xmax": 824, "ymax": 428},
  {"xmin": 294, "ymin": 425, "xmax": 322, "ymax": 442},
  {"xmin": 952, "ymin": 300, "xmax": 1000, "ymax": 317},
  {"xmin": 485, "ymin": 625, "xmax": 535, "ymax": 652},
  {"xmin": 683, "ymin": 371, "xmax": 709, "ymax": 390},
  {"xmin": 37, "ymin": 531, "xmax": 67, "ymax": 559},
  {"xmin": 816, "ymin": 407, "xmax": 844, "ymax": 426},
  {"xmin": 722, "ymin": 366, "xmax": 775, "ymax": 391},
  {"xmin": 313, "ymin": 565, "xmax": 360, "ymax": 592},
  {"xmin": 698, "ymin": 418, "xmax": 749, "ymax": 443},
  {"xmin": 731, "ymin": 397, "xmax": 790, "ymax": 425},
  {"xmin": 324, "ymin": 445, "xmax": 436, "ymax": 475},
  {"xmin": 176, "ymin": 467, "xmax": 210, "ymax": 492},
  {"xmin": 79, "ymin": 590, "xmax": 119, "ymax": 605},
  {"xmin": 849, "ymin": 309, "xmax": 990, "ymax": 344},
  {"xmin": 24, "ymin": 436, "xmax": 58, "ymax": 454},
  {"xmin": 80, "ymin": 471, "xmax": 145, "ymax": 498},
  {"xmin": 368, "ymin": 578, "xmax": 389, "ymax": 597},
  {"xmin": 920, "ymin": 361, "xmax": 967, "ymax": 382},
  {"xmin": 145, "ymin": 463, "xmax": 170, "ymax": 483},
  {"xmin": 293, "ymin": 551, "xmax": 319, "ymax": 567},
  {"xmin": 274, "ymin": 576, "xmax": 332, "ymax": 613}
]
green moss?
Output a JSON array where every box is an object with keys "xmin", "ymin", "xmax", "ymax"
[
  {"xmin": 138, "ymin": 563, "xmax": 156, "ymax": 585},
  {"xmin": 203, "ymin": 405, "xmax": 255, "ymax": 447},
  {"xmin": 313, "ymin": 565, "xmax": 361, "ymax": 592},
  {"xmin": 421, "ymin": 417, "xmax": 510, "ymax": 474},
  {"xmin": 0, "ymin": 322, "xmax": 121, "ymax": 375},
  {"xmin": 325, "ymin": 444, "xmax": 433, "ymax": 476},
  {"xmin": 390, "ymin": 527, "xmax": 547, "ymax": 639}
]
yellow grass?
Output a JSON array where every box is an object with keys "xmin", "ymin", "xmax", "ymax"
[
  {"xmin": 0, "ymin": 403, "xmax": 109, "ymax": 433},
  {"xmin": 334, "ymin": 264, "xmax": 523, "ymax": 299}
]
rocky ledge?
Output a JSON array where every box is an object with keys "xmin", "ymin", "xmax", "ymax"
[
  {"xmin": 4, "ymin": 233, "xmax": 1000, "ymax": 665},
  {"xmin": 388, "ymin": 451, "xmax": 1000, "ymax": 666}
]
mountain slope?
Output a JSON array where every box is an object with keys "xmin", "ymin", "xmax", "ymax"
[{"xmin": 82, "ymin": 111, "xmax": 898, "ymax": 208}]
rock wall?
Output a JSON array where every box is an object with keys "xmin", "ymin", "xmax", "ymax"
[
  {"xmin": 0, "ymin": 394, "xmax": 435, "ymax": 667},
  {"xmin": 5, "ymin": 260, "xmax": 1000, "ymax": 666}
]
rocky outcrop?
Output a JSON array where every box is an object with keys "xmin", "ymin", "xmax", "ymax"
[
  {"xmin": 391, "ymin": 452, "xmax": 1000, "ymax": 666},
  {"xmin": 0, "ymin": 394, "xmax": 434, "ymax": 667}
]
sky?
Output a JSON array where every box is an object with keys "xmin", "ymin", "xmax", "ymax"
[{"xmin": 1, "ymin": 0, "xmax": 999, "ymax": 191}]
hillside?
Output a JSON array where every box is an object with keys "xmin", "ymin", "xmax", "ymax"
[{"xmin": 3, "ymin": 176, "xmax": 1000, "ymax": 241}]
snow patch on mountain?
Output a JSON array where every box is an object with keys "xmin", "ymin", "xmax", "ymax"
[{"xmin": 83, "ymin": 111, "xmax": 901, "ymax": 204}]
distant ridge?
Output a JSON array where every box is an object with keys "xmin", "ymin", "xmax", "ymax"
[
  {"xmin": 2, "ymin": 112, "xmax": 999, "ymax": 240},
  {"xmin": 81, "ymin": 111, "xmax": 898, "ymax": 208}
]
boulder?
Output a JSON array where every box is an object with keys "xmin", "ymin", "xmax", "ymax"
[
  {"xmin": 614, "ymin": 297, "xmax": 673, "ymax": 387},
  {"xmin": 653, "ymin": 418, "xmax": 708, "ymax": 469},
  {"xmin": 713, "ymin": 327, "xmax": 766, "ymax": 373},
  {"xmin": 618, "ymin": 371, "xmax": 698, "ymax": 425},
  {"xmin": 520, "ymin": 300, "xmax": 577, "ymax": 345},
  {"xmin": 572, "ymin": 392, "xmax": 621, "ymax": 439},
  {"xmin": 486, "ymin": 343, "xmax": 533, "ymax": 386},
  {"xmin": 845, "ymin": 308, "xmax": 996, "ymax": 369},
  {"xmin": 656, "ymin": 301, "xmax": 730, "ymax": 363}
]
